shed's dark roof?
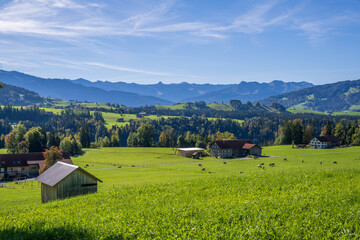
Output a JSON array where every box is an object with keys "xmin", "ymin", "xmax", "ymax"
[
  {"xmin": 36, "ymin": 162, "xmax": 102, "ymax": 187},
  {"xmin": 315, "ymin": 136, "xmax": 340, "ymax": 143},
  {"xmin": 211, "ymin": 139, "xmax": 252, "ymax": 149},
  {"xmin": 0, "ymin": 152, "xmax": 72, "ymax": 168}
]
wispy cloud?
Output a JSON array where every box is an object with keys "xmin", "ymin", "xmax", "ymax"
[
  {"xmin": 0, "ymin": 0, "xmax": 300, "ymax": 41},
  {"xmin": 293, "ymin": 14, "xmax": 360, "ymax": 42},
  {"xmin": 76, "ymin": 61, "xmax": 171, "ymax": 76}
]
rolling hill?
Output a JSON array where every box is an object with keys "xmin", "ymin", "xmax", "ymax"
[
  {"xmin": 0, "ymin": 84, "xmax": 51, "ymax": 106},
  {"xmin": 260, "ymin": 79, "xmax": 360, "ymax": 112}
]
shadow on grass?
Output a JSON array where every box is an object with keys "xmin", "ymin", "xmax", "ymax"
[
  {"xmin": 71, "ymin": 150, "xmax": 86, "ymax": 157},
  {"xmin": 1, "ymin": 226, "xmax": 128, "ymax": 240},
  {"xmin": 1, "ymin": 226, "xmax": 97, "ymax": 240}
]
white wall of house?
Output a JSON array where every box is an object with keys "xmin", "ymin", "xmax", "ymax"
[{"xmin": 310, "ymin": 138, "xmax": 328, "ymax": 149}]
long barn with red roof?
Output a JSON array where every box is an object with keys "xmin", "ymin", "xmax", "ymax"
[{"xmin": 209, "ymin": 139, "xmax": 262, "ymax": 158}]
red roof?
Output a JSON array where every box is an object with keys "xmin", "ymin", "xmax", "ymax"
[
  {"xmin": 242, "ymin": 143, "xmax": 257, "ymax": 149},
  {"xmin": 211, "ymin": 139, "xmax": 252, "ymax": 149},
  {"xmin": 0, "ymin": 152, "xmax": 72, "ymax": 168}
]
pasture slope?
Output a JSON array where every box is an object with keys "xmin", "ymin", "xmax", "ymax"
[{"xmin": 1, "ymin": 146, "xmax": 360, "ymax": 239}]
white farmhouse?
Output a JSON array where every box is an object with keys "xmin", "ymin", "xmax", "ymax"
[{"xmin": 310, "ymin": 136, "xmax": 340, "ymax": 149}]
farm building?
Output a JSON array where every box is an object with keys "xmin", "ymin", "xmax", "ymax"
[
  {"xmin": 310, "ymin": 136, "xmax": 340, "ymax": 149},
  {"xmin": 209, "ymin": 139, "xmax": 262, "ymax": 158},
  {"xmin": 36, "ymin": 161, "xmax": 102, "ymax": 203},
  {"xmin": 137, "ymin": 111, "xmax": 148, "ymax": 118},
  {"xmin": 177, "ymin": 148, "xmax": 205, "ymax": 158},
  {"xmin": 0, "ymin": 152, "xmax": 72, "ymax": 181},
  {"xmin": 242, "ymin": 143, "xmax": 262, "ymax": 156}
]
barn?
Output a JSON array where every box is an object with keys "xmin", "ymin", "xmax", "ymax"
[
  {"xmin": 177, "ymin": 147, "xmax": 205, "ymax": 157},
  {"xmin": 242, "ymin": 143, "xmax": 262, "ymax": 156},
  {"xmin": 36, "ymin": 161, "xmax": 102, "ymax": 203},
  {"xmin": 209, "ymin": 139, "xmax": 262, "ymax": 158}
]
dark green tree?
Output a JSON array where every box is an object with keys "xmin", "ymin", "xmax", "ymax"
[{"xmin": 79, "ymin": 124, "xmax": 91, "ymax": 148}]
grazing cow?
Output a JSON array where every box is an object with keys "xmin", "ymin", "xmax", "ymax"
[
  {"xmin": 223, "ymin": 162, "xmax": 227, "ymax": 165},
  {"xmin": 333, "ymin": 161, "xmax": 338, "ymax": 164},
  {"xmin": 118, "ymin": 166, "xmax": 122, "ymax": 168},
  {"xmin": 239, "ymin": 171, "xmax": 243, "ymax": 174},
  {"xmin": 320, "ymin": 162, "xmax": 322, "ymax": 165},
  {"xmin": 260, "ymin": 163, "xmax": 264, "ymax": 165},
  {"xmin": 86, "ymin": 164, "xmax": 89, "ymax": 167},
  {"xmin": 258, "ymin": 165, "xmax": 262, "ymax": 168},
  {"xmin": 283, "ymin": 158, "xmax": 287, "ymax": 161},
  {"xmin": 132, "ymin": 165, "xmax": 135, "ymax": 167},
  {"xmin": 202, "ymin": 168, "xmax": 206, "ymax": 171},
  {"xmin": 198, "ymin": 164, "xmax": 202, "ymax": 167},
  {"xmin": 301, "ymin": 160, "xmax": 304, "ymax": 163},
  {"xmin": 269, "ymin": 163, "xmax": 275, "ymax": 167},
  {"xmin": 262, "ymin": 166, "xmax": 265, "ymax": 170}
]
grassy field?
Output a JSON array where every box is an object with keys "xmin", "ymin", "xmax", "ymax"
[{"xmin": 1, "ymin": 146, "xmax": 360, "ymax": 239}]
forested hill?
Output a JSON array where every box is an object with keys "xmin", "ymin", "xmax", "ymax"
[
  {"xmin": 0, "ymin": 84, "xmax": 51, "ymax": 106},
  {"xmin": 260, "ymin": 80, "xmax": 360, "ymax": 112}
]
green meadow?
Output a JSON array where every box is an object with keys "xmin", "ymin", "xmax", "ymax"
[{"xmin": 1, "ymin": 146, "xmax": 360, "ymax": 239}]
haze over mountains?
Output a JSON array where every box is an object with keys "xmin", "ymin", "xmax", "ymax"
[{"xmin": 0, "ymin": 70, "xmax": 313, "ymax": 107}]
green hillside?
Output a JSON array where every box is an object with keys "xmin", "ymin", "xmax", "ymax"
[{"xmin": 1, "ymin": 146, "xmax": 360, "ymax": 239}]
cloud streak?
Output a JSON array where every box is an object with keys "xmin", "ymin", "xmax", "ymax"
[
  {"xmin": 75, "ymin": 61, "xmax": 171, "ymax": 76},
  {"xmin": 0, "ymin": 0, "xmax": 357, "ymax": 44}
]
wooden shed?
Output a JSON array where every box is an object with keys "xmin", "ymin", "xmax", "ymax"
[
  {"xmin": 177, "ymin": 148, "xmax": 205, "ymax": 158},
  {"xmin": 36, "ymin": 161, "xmax": 102, "ymax": 203}
]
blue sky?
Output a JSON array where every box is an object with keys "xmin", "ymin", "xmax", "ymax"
[{"xmin": 0, "ymin": 0, "xmax": 359, "ymax": 84}]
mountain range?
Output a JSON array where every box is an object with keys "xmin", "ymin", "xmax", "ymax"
[{"xmin": 0, "ymin": 70, "xmax": 313, "ymax": 107}]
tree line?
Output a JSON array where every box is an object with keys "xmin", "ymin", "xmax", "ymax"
[{"xmin": 0, "ymin": 105, "xmax": 359, "ymax": 153}]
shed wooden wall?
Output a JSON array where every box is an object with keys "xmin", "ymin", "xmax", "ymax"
[
  {"xmin": 249, "ymin": 147, "xmax": 262, "ymax": 156},
  {"xmin": 178, "ymin": 150, "xmax": 197, "ymax": 157},
  {"xmin": 41, "ymin": 169, "xmax": 98, "ymax": 203},
  {"xmin": 57, "ymin": 170, "xmax": 97, "ymax": 199},
  {"xmin": 41, "ymin": 183, "xmax": 57, "ymax": 203}
]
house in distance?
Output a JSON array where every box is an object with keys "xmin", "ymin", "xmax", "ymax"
[
  {"xmin": 36, "ymin": 161, "xmax": 102, "ymax": 203},
  {"xmin": 209, "ymin": 139, "xmax": 262, "ymax": 158},
  {"xmin": 310, "ymin": 136, "xmax": 340, "ymax": 149},
  {"xmin": 0, "ymin": 152, "xmax": 73, "ymax": 181}
]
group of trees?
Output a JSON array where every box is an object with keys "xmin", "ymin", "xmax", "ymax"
[
  {"xmin": 276, "ymin": 119, "xmax": 360, "ymax": 146},
  {"xmin": 2, "ymin": 124, "xmax": 82, "ymax": 155},
  {"xmin": 0, "ymin": 104, "xmax": 360, "ymax": 152}
]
